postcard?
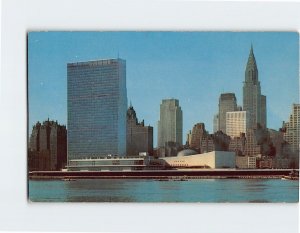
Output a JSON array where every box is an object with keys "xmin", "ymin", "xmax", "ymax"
[{"xmin": 27, "ymin": 31, "xmax": 299, "ymax": 203}]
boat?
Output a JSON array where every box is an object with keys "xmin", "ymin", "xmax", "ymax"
[
  {"xmin": 61, "ymin": 178, "xmax": 76, "ymax": 181},
  {"xmin": 282, "ymin": 170, "xmax": 299, "ymax": 180},
  {"xmin": 173, "ymin": 178, "xmax": 188, "ymax": 181},
  {"xmin": 156, "ymin": 178, "xmax": 170, "ymax": 181}
]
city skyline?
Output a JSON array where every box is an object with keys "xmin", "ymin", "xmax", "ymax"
[{"xmin": 28, "ymin": 32, "xmax": 299, "ymax": 147}]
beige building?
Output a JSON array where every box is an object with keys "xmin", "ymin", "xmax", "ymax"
[
  {"xmin": 236, "ymin": 156, "xmax": 257, "ymax": 169},
  {"xmin": 283, "ymin": 103, "xmax": 300, "ymax": 153},
  {"xmin": 226, "ymin": 111, "xmax": 250, "ymax": 138}
]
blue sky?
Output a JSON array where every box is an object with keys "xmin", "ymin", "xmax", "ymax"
[{"xmin": 28, "ymin": 32, "xmax": 299, "ymax": 146}]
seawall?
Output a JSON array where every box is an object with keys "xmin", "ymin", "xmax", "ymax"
[{"xmin": 29, "ymin": 169, "xmax": 298, "ymax": 180}]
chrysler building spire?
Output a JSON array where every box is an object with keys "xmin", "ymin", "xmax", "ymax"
[
  {"xmin": 245, "ymin": 45, "xmax": 258, "ymax": 84},
  {"xmin": 243, "ymin": 45, "xmax": 267, "ymax": 128}
]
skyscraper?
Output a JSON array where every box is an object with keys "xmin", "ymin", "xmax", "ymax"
[
  {"xmin": 126, "ymin": 104, "xmax": 153, "ymax": 156},
  {"xmin": 28, "ymin": 119, "xmax": 67, "ymax": 171},
  {"xmin": 283, "ymin": 103, "xmax": 300, "ymax": 153},
  {"xmin": 213, "ymin": 114, "xmax": 219, "ymax": 133},
  {"xmin": 226, "ymin": 111, "xmax": 249, "ymax": 138},
  {"xmin": 157, "ymin": 99, "xmax": 183, "ymax": 148},
  {"xmin": 218, "ymin": 93, "xmax": 237, "ymax": 133},
  {"xmin": 243, "ymin": 46, "xmax": 267, "ymax": 128},
  {"xmin": 190, "ymin": 123, "xmax": 207, "ymax": 151},
  {"xmin": 67, "ymin": 58, "xmax": 127, "ymax": 159}
]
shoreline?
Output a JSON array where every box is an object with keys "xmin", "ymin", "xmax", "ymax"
[{"xmin": 29, "ymin": 169, "xmax": 299, "ymax": 180}]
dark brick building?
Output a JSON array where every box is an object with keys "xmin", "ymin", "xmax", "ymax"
[
  {"xmin": 28, "ymin": 119, "xmax": 67, "ymax": 171},
  {"xmin": 126, "ymin": 105, "xmax": 153, "ymax": 156},
  {"xmin": 190, "ymin": 123, "xmax": 207, "ymax": 152}
]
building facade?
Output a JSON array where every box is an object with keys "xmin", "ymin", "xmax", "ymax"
[
  {"xmin": 228, "ymin": 133, "xmax": 246, "ymax": 156},
  {"xmin": 190, "ymin": 123, "xmax": 207, "ymax": 151},
  {"xmin": 160, "ymin": 150, "xmax": 236, "ymax": 169},
  {"xmin": 244, "ymin": 128, "xmax": 261, "ymax": 156},
  {"xmin": 226, "ymin": 111, "xmax": 249, "ymax": 138},
  {"xmin": 126, "ymin": 104, "xmax": 153, "ymax": 156},
  {"xmin": 218, "ymin": 93, "xmax": 237, "ymax": 133},
  {"xmin": 283, "ymin": 104, "xmax": 300, "ymax": 153},
  {"xmin": 236, "ymin": 156, "xmax": 257, "ymax": 169},
  {"xmin": 186, "ymin": 130, "xmax": 192, "ymax": 147},
  {"xmin": 28, "ymin": 119, "xmax": 67, "ymax": 171},
  {"xmin": 243, "ymin": 46, "xmax": 267, "ymax": 129},
  {"xmin": 157, "ymin": 99, "xmax": 183, "ymax": 147},
  {"xmin": 67, "ymin": 58, "xmax": 127, "ymax": 159},
  {"xmin": 213, "ymin": 114, "xmax": 219, "ymax": 133}
]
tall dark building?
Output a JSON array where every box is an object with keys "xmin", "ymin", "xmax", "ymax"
[
  {"xmin": 200, "ymin": 131, "xmax": 231, "ymax": 153},
  {"xmin": 28, "ymin": 119, "xmax": 67, "ymax": 171},
  {"xmin": 218, "ymin": 93, "xmax": 237, "ymax": 133},
  {"xmin": 243, "ymin": 46, "xmax": 267, "ymax": 128},
  {"xmin": 190, "ymin": 123, "xmax": 207, "ymax": 151},
  {"xmin": 126, "ymin": 104, "xmax": 153, "ymax": 156}
]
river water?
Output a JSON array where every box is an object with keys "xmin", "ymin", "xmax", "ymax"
[{"xmin": 28, "ymin": 178, "xmax": 299, "ymax": 203}]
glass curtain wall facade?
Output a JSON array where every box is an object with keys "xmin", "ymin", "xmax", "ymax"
[{"xmin": 67, "ymin": 59, "xmax": 127, "ymax": 159}]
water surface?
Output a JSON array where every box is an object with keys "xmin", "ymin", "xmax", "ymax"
[{"xmin": 29, "ymin": 179, "xmax": 299, "ymax": 203}]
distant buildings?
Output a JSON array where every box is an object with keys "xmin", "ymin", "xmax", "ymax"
[
  {"xmin": 29, "ymin": 46, "xmax": 298, "ymax": 171},
  {"xmin": 28, "ymin": 119, "xmax": 67, "ymax": 171},
  {"xmin": 67, "ymin": 58, "xmax": 127, "ymax": 159},
  {"xmin": 186, "ymin": 130, "xmax": 192, "ymax": 147},
  {"xmin": 228, "ymin": 133, "xmax": 246, "ymax": 156},
  {"xmin": 190, "ymin": 123, "xmax": 207, "ymax": 152},
  {"xmin": 200, "ymin": 131, "xmax": 231, "ymax": 153},
  {"xmin": 283, "ymin": 104, "xmax": 300, "ymax": 153},
  {"xmin": 157, "ymin": 99, "xmax": 183, "ymax": 147},
  {"xmin": 236, "ymin": 156, "xmax": 257, "ymax": 169},
  {"xmin": 244, "ymin": 128, "xmax": 262, "ymax": 156},
  {"xmin": 218, "ymin": 93, "xmax": 237, "ymax": 133},
  {"xmin": 213, "ymin": 114, "xmax": 219, "ymax": 133},
  {"xmin": 126, "ymin": 104, "xmax": 153, "ymax": 156},
  {"xmin": 226, "ymin": 111, "xmax": 249, "ymax": 138},
  {"xmin": 243, "ymin": 46, "xmax": 267, "ymax": 128}
]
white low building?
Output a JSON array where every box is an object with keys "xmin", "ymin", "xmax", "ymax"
[{"xmin": 160, "ymin": 150, "xmax": 236, "ymax": 169}]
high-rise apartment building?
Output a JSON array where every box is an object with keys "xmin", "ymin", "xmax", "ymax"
[
  {"xmin": 283, "ymin": 104, "xmax": 300, "ymax": 153},
  {"xmin": 67, "ymin": 58, "xmax": 127, "ymax": 159},
  {"xmin": 243, "ymin": 46, "xmax": 267, "ymax": 128},
  {"xmin": 218, "ymin": 93, "xmax": 237, "ymax": 133},
  {"xmin": 157, "ymin": 99, "xmax": 183, "ymax": 147},
  {"xmin": 126, "ymin": 104, "xmax": 153, "ymax": 156},
  {"xmin": 226, "ymin": 111, "xmax": 249, "ymax": 138}
]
